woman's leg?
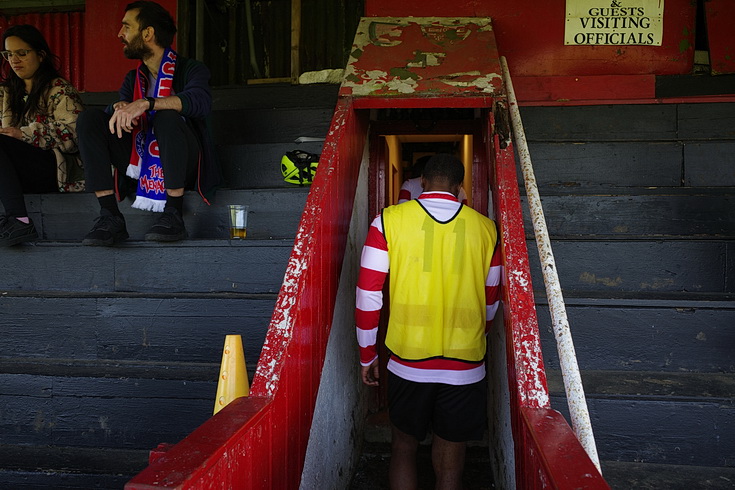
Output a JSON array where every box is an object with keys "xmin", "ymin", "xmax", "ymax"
[{"xmin": 0, "ymin": 134, "xmax": 56, "ymax": 218}]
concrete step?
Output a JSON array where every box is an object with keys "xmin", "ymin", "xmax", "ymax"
[
  {"xmin": 2, "ymin": 188, "xmax": 309, "ymax": 242},
  {"xmin": 349, "ymin": 441, "xmax": 494, "ymax": 490}
]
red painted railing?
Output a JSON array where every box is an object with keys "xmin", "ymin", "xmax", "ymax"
[
  {"xmin": 489, "ymin": 109, "xmax": 610, "ymax": 489},
  {"xmin": 125, "ymin": 97, "xmax": 368, "ymax": 489},
  {"xmin": 127, "ymin": 99, "xmax": 607, "ymax": 488}
]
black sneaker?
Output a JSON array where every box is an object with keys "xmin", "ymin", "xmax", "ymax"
[
  {"xmin": 0, "ymin": 216, "xmax": 38, "ymax": 246},
  {"xmin": 144, "ymin": 208, "xmax": 187, "ymax": 242},
  {"xmin": 82, "ymin": 210, "xmax": 129, "ymax": 246}
]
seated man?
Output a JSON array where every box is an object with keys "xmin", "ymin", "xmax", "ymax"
[{"xmin": 78, "ymin": 0, "xmax": 219, "ymax": 246}]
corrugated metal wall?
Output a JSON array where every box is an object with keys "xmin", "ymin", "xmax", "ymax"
[{"xmin": 0, "ymin": 10, "xmax": 85, "ymax": 90}]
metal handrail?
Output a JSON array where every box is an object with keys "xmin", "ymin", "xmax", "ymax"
[{"xmin": 500, "ymin": 56, "xmax": 601, "ymax": 472}]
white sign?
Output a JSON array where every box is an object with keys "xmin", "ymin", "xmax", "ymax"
[{"xmin": 565, "ymin": 0, "xmax": 664, "ymax": 46}]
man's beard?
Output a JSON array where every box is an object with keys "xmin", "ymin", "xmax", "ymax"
[{"xmin": 123, "ymin": 32, "xmax": 152, "ymax": 60}]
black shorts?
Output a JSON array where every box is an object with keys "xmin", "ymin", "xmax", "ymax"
[{"xmin": 387, "ymin": 371, "xmax": 487, "ymax": 443}]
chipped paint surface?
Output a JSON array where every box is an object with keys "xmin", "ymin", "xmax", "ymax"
[
  {"xmin": 340, "ymin": 17, "xmax": 502, "ymax": 99},
  {"xmin": 251, "ymin": 103, "xmax": 354, "ymax": 399},
  {"xmin": 501, "ymin": 57, "xmax": 601, "ymax": 471}
]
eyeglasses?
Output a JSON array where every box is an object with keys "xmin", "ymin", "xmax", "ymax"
[{"xmin": 1, "ymin": 49, "xmax": 35, "ymax": 61}]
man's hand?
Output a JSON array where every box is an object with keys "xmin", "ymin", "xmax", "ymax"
[
  {"xmin": 0, "ymin": 127, "xmax": 22, "ymax": 140},
  {"xmin": 109, "ymin": 99, "xmax": 148, "ymax": 138},
  {"xmin": 361, "ymin": 359, "xmax": 380, "ymax": 387}
]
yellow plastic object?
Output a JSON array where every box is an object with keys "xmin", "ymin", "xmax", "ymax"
[{"xmin": 213, "ymin": 335, "xmax": 250, "ymax": 415}]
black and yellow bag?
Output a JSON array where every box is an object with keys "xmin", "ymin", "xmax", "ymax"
[{"xmin": 281, "ymin": 150, "xmax": 320, "ymax": 186}]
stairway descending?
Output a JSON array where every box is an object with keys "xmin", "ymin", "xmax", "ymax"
[
  {"xmin": 0, "ymin": 83, "xmax": 338, "ymax": 487},
  {"xmin": 520, "ymin": 102, "xmax": 735, "ymax": 488}
]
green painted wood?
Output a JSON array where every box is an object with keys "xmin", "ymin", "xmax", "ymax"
[
  {"xmin": 523, "ymin": 141, "xmax": 683, "ymax": 189},
  {"xmin": 550, "ymin": 397, "xmax": 735, "ymax": 467},
  {"xmin": 1, "ymin": 189, "xmax": 309, "ymax": 241},
  {"xmin": 521, "ymin": 105, "xmax": 678, "ymax": 142},
  {"xmin": 0, "ymin": 295, "xmax": 273, "ymax": 362},
  {"xmin": 0, "ymin": 375, "xmax": 213, "ymax": 448},
  {"xmin": 601, "ymin": 461, "xmax": 735, "ymax": 490},
  {"xmin": 212, "ymin": 107, "xmax": 335, "ymax": 145},
  {"xmin": 0, "ymin": 443, "xmax": 148, "ymax": 477},
  {"xmin": 526, "ymin": 240, "xmax": 733, "ymax": 295},
  {"xmin": 536, "ymin": 304, "xmax": 735, "ymax": 373},
  {"xmin": 684, "ymin": 142, "xmax": 735, "ymax": 186},
  {"xmin": 678, "ymin": 103, "xmax": 735, "ymax": 140},
  {"xmin": 218, "ymin": 142, "xmax": 325, "ymax": 189},
  {"xmin": 0, "ymin": 241, "xmax": 292, "ymax": 293},
  {"xmin": 520, "ymin": 194, "xmax": 735, "ymax": 238},
  {"xmin": 546, "ymin": 370, "xmax": 735, "ymax": 400}
]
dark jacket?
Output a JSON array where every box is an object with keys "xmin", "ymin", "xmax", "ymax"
[{"xmin": 112, "ymin": 55, "xmax": 221, "ymax": 202}]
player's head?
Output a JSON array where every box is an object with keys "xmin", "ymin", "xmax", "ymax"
[{"xmin": 422, "ymin": 154, "xmax": 464, "ymax": 195}]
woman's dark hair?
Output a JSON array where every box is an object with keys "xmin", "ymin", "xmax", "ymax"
[
  {"xmin": 1, "ymin": 24, "xmax": 62, "ymax": 127},
  {"xmin": 126, "ymin": 1, "xmax": 177, "ymax": 48}
]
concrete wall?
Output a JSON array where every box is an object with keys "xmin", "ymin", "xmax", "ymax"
[
  {"xmin": 488, "ymin": 308, "xmax": 515, "ymax": 490},
  {"xmin": 299, "ymin": 144, "xmax": 370, "ymax": 489}
]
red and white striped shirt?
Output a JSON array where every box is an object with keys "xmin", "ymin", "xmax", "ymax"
[{"xmin": 355, "ymin": 192, "xmax": 501, "ymax": 385}]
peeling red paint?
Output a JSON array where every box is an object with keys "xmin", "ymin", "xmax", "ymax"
[{"xmin": 341, "ymin": 17, "xmax": 502, "ymax": 100}]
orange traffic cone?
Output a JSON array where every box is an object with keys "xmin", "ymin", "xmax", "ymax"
[{"xmin": 213, "ymin": 334, "xmax": 250, "ymax": 415}]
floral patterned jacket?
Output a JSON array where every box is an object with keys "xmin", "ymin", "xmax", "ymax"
[{"xmin": 0, "ymin": 77, "xmax": 85, "ymax": 192}]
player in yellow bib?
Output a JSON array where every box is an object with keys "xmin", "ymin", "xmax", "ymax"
[{"xmin": 356, "ymin": 154, "xmax": 501, "ymax": 489}]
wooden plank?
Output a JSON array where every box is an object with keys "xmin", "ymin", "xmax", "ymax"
[
  {"xmin": 3, "ymin": 189, "xmax": 308, "ymax": 241},
  {"xmin": 211, "ymin": 107, "xmax": 335, "ymax": 145},
  {"xmin": 678, "ymin": 102, "xmax": 735, "ymax": 139},
  {"xmin": 113, "ymin": 244, "xmax": 291, "ymax": 294},
  {"xmin": 603, "ymin": 461, "xmax": 735, "ymax": 490},
  {"xmin": 684, "ymin": 141, "xmax": 735, "ymax": 187},
  {"xmin": 0, "ymin": 377, "xmax": 214, "ymax": 448},
  {"xmin": 526, "ymin": 240, "xmax": 731, "ymax": 295},
  {"xmin": 0, "ymin": 358, "xmax": 221, "ymax": 381},
  {"xmin": 524, "ymin": 141, "xmax": 683, "ymax": 189},
  {"xmin": 0, "ymin": 242, "xmax": 292, "ymax": 293},
  {"xmin": 520, "ymin": 105, "xmax": 678, "ymax": 142},
  {"xmin": 0, "ymin": 443, "xmax": 148, "ymax": 475},
  {"xmin": 535, "ymin": 306, "xmax": 735, "ymax": 373},
  {"xmin": 550, "ymin": 397, "xmax": 735, "ymax": 467},
  {"xmin": 209, "ymin": 84, "xmax": 338, "ymax": 111},
  {"xmin": 218, "ymin": 142, "xmax": 325, "ymax": 190},
  {"xmin": 520, "ymin": 195, "xmax": 735, "ymax": 238},
  {"xmin": 546, "ymin": 371, "xmax": 735, "ymax": 400}
]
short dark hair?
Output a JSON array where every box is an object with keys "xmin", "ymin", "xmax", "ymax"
[
  {"xmin": 422, "ymin": 153, "xmax": 465, "ymax": 188},
  {"xmin": 126, "ymin": 1, "xmax": 177, "ymax": 48}
]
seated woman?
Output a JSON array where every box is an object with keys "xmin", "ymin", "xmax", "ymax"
[{"xmin": 0, "ymin": 24, "xmax": 84, "ymax": 246}]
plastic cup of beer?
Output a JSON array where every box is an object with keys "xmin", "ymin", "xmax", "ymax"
[{"xmin": 228, "ymin": 204, "xmax": 249, "ymax": 239}]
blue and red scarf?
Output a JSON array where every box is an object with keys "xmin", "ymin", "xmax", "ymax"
[{"xmin": 127, "ymin": 48, "xmax": 177, "ymax": 212}]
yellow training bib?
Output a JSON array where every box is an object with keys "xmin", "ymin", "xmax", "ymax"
[{"xmin": 382, "ymin": 200, "xmax": 497, "ymax": 362}]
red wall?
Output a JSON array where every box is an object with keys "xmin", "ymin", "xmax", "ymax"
[
  {"xmin": 365, "ymin": 0, "xmax": 696, "ymax": 77},
  {"xmin": 84, "ymin": 0, "xmax": 177, "ymax": 92},
  {"xmin": 0, "ymin": 12, "xmax": 84, "ymax": 90}
]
